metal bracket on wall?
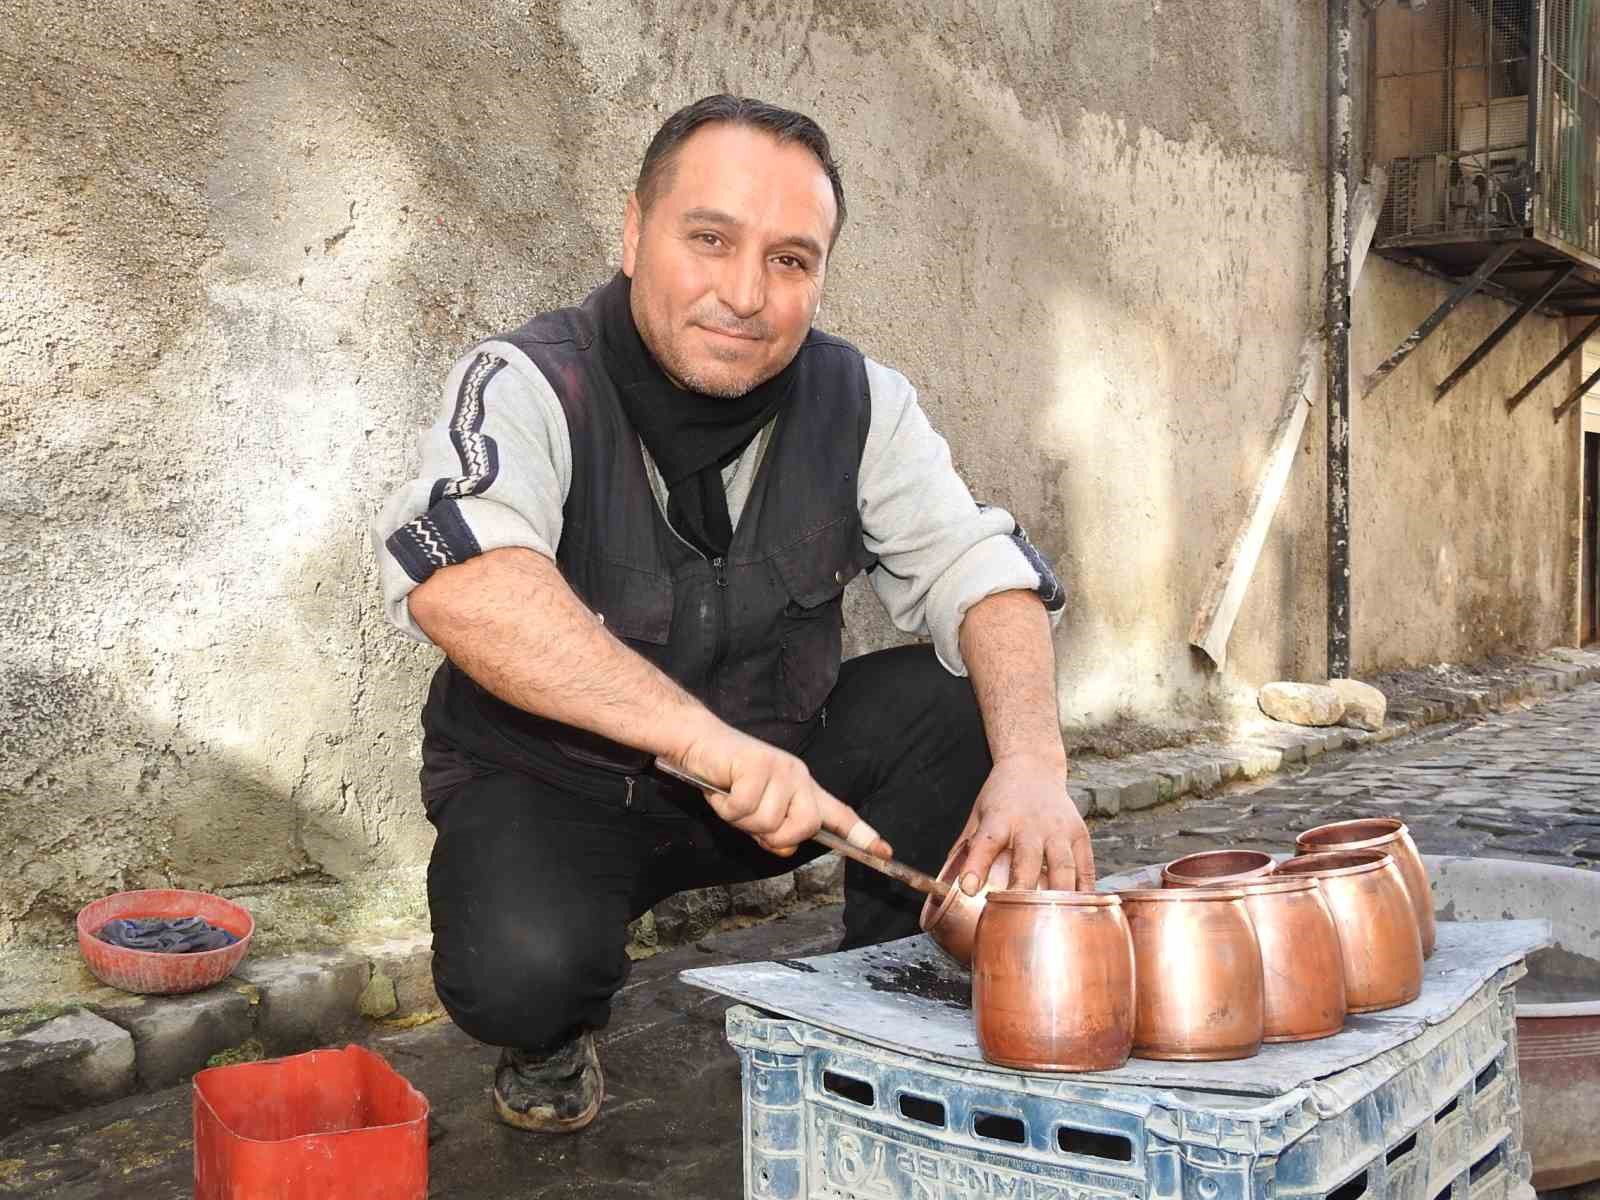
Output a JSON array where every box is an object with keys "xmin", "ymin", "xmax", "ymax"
[
  {"xmin": 1435, "ymin": 264, "xmax": 1576, "ymax": 401},
  {"xmin": 1553, "ymin": 363, "xmax": 1600, "ymax": 422},
  {"xmin": 1507, "ymin": 314, "xmax": 1600, "ymax": 412},
  {"xmin": 1361, "ymin": 242, "xmax": 1520, "ymax": 398}
]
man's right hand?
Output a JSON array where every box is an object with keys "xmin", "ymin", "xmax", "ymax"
[{"xmin": 669, "ymin": 725, "xmax": 892, "ymax": 859}]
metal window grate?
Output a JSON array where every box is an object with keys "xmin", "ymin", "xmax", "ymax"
[{"xmin": 1375, "ymin": 0, "xmax": 1600, "ymax": 262}]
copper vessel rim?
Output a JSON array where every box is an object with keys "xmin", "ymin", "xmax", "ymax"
[
  {"xmin": 988, "ymin": 889, "xmax": 1121, "ymax": 907},
  {"xmin": 1231, "ymin": 876, "xmax": 1320, "ymax": 896},
  {"xmin": 1162, "ymin": 850, "xmax": 1276, "ymax": 884},
  {"xmin": 1295, "ymin": 817, "xmax": 1407, "ymax": 853},
  {"xmin": 1273, "ymin": 849, "xmax": 1392, "ymax": 878},
  {"xmin": 1117, "ymin": 886, "xmax": 1248, "ymax": 902}
]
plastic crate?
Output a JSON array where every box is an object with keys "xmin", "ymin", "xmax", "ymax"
[{"xmin": 726, "ymin": 965, "xmax": 1532, "ymax": 1200}]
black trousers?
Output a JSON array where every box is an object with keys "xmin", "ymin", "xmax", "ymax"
[{"xmin": 420, "ymin": 645, "xmax": 989, "ymax": 1052}]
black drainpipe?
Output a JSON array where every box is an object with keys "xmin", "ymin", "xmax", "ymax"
[{"xmin": 1327, "ymin": 0, "xmax": 1354, "ymax": 679}]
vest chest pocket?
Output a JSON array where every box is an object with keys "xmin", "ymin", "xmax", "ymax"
[
  {"xmin": 567, "ymin": 556, "xmax": 673, "ymax": 646},
  {"xmin": 769, "ymin": 520, "xmax": 877, "ymax": 723}
]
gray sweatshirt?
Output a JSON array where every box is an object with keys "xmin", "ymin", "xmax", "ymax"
[{"xmin": 373, "ymin": 339, "xmax": 1063, "ymax": 676}]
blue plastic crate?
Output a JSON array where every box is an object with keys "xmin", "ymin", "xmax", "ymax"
[{"xmin": 725, "ymin": 965, "xmax": 1531, "ymax": 1200}]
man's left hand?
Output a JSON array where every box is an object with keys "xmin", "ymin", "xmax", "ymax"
[{"xmin": 956, "ymin": 753, "xmax": 1094, "ymax": 894}]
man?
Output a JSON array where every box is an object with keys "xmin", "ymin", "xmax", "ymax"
[{"xmin": 373, "ymin": 95, "xmax": 1092, "ymax": 1134}]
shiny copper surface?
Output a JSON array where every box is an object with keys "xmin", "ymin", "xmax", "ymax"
[
  {"xmin": 1119, "ymin": 888, "xmax": 1264, "ymax": 1061},
  {"xmin": 1274, "ymin": 849, "xmax": 1423, "ymax": 1012},
  {"xmin": 1232, "ymin": 877, "xmax": 1347, "ymax": 1042},
  {"xmin": 972, "ymin": 891, "xmax": 1135, "ymax": 1072},
  {"xmin": 919, "ymin": 842, "xmax": 1011, "ymax": 967},
  {"xmin": 1161, "ymin": 850, "xmax": 1277, "ymax": 888},
  {"xmin": 1295, "ymin": 818, "xmax": 1436, "ymax": 958}
]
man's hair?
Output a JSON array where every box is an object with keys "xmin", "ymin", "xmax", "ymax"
[{"xmin": 635, "ymin": 94, "xmax": 847, "ymax": 244}]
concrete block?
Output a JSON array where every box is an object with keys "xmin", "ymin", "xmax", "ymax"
[
  {"xmin": 1216, "ymin": 743, "xmax": 1283, "ymax": 777},
  {"xmin": 730, "ymin": 873, "xmax": 796, "ymax": 916},
  {"xmin": 0, "ymin": 1008, "xmax": 136, "ymax": 1136},
  {"xmin": 652, "ymin": 885, "xmax": 731, "ymax": 943},
  {"xmin": 796, "ymin": 853, "xmax": 844, "ymax": 897},
  {"xmin": 233, "ymin": 950, "xmax": 370, "ymax": 1054},
  {"xmin": 1086, "ymin": 782, "xmax": 1121, "ymax": 817},
  {"xmin": 101, "ymin": 987, "xmax": 254, "ymax": 1090},
  {"xmin": 359, "ymin": 934, "xmax": 436, "ymax": 1017},
  {"xmin": 1118, "ymin": 776, "xmax": 1162, "ymax": 812}
]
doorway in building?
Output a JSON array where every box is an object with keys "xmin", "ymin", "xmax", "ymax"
[{"xmin": 1586, "ymin": 432, "xmax": 1599, "ymax": 645}]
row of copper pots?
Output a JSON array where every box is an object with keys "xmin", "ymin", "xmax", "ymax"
[{"xmin": 968, "ymin": 818, "xmax": 1432, "ymax": 1073}]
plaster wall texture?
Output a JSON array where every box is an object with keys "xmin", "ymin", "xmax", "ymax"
[
  {"xmin": 1348, "ymin": 263, "xmax": 1582, "ymax": 668},
  {"xmin": 0, "ymin": 0, "xmax": 1565, "ymax": 948}
]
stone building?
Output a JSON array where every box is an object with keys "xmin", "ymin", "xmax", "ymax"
[{"xmin": 2, "ymin": 1, "xmax": 1594, "ymax": 945}]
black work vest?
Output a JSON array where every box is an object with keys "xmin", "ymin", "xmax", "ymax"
[{"xmin": 423, "ymin": 289, "xmax": 878, "ymax": 777}]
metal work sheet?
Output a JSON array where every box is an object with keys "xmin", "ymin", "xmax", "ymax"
[{"xmin": 680, "ymin": 918, "xmax": 1550, "ymax": 1097}]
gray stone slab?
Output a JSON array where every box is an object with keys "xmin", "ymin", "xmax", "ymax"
[
  {"xmin": 233, "ymin": 950, "xmax": 369, "ymax": 1054},
  {"xmin": 0, "ymin": 1008, "xmax": 136, "ymax": 1136},
  {"xmin": 100, "ymin": 987, "xmax": 255, "ymax": 1090},
  {"xmin": 730, "ymin": 872, "xmax": 796, "ymax": 916},
  {"xmin": 681, "ymin": 920, "xmax": 1549, "ymax": 1098},
  {"xmin": 796, "ymin": 852, "xmax": 845, "ymax": 897}
]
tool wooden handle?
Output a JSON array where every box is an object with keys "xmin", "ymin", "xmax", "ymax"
[{"xmin": 653, "ymin": 758, "xmax": 949, "ymax": 901}]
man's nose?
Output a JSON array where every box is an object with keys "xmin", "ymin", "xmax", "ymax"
[{"xmin": 719, "ymin": 249, "xmax": 766, "ymax": 320}]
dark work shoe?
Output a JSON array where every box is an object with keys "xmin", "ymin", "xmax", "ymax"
[{"xmin": 492, "ymin": 1033, "xmax": 604, "ymax": 1133}]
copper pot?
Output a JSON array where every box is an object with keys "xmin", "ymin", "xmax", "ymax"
[
  {"xmin": 1162, "ymin": 849, "xmax": 1276, "ymax": 888},
  {"xmin": 1295, "ymin": 818, "xmax": 1436, "ymax": 958},
  {"xmin": 1119, "ymin": 888, "xmax": 1264, "ymax": 1061},
  {"xmin": 919, "ymin": 843, "xmax": 1011, "ymax": 967},
  {"xmin": 1231, "ymin": 877, "xmax": 1347, "ymax": 1042},
  {"xmin": 973, "ymin": 891, "xmax": 1135, "ymax": 1072},
  {"xmin": 1274, "ymin": 849, "xmax": 1423, "ymax": 1012}
]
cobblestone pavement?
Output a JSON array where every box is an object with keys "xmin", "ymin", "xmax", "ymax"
[{"xmin": 1093, "ymin": 682, "xmax": 1600, "ymax": 879}]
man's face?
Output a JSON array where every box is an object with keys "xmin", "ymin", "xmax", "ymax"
[{"xmin": 622, "ymin": 122, "xmax": 836, "ymax": 398}]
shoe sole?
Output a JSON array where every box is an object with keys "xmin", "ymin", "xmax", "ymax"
[{"xmin": 493, "ymin": 1073, "xmax": 604, "ymax": 1134}]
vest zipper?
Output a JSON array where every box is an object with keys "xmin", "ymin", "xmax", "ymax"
[
  {"xmin": 711, "ymin": 556, "xmax": 727, "ymax": 588},
  {"xmin": 623, "ymin": 776, "xmax": 635, "ymax": 810}
]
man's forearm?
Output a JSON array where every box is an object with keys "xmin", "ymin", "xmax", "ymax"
[
  {"xmin": 958, "ymin": 590, "xmax": 1066, "ymax": 767},
  {"xmin": 408, "ymin": 546, "xmax": 719, "ymax": 762}
]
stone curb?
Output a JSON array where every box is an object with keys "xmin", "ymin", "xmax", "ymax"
[
  {"xmin": 1071, "ymin": 648, "xmax": 1600, "ymax": 820},
  {"xmin": 0, "ymin": 936, "xmax": 438, "ymax": 1139}
]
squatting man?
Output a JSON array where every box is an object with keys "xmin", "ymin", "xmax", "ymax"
[{"xmin": 374, "ymin": 95, "xmax": 1094, "ymax": 1132}]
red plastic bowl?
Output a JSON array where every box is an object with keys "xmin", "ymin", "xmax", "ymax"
[{"xmin": 76, "ymin": 889, "xmax": 254, "ymax": 995}]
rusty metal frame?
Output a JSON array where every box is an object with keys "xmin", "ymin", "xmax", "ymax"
[
  {"xmin": 1436, "ymin": 264, "xmax": 1576, "ymax": 399},
  {"xmin": 1362, "ymin": 242, "xmax": 1521, "ymax": 397}
]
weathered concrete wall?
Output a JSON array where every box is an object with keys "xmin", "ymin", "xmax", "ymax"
[
  {"xmin": 1349, "ymin": 268, "xmax": 1583, "ymax": 668},
  {"xmin": 0, "ymin": 0, "xmax": 1572, "ymax": 947}
]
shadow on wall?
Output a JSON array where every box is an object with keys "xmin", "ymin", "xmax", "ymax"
[{"xmin": 0, "ymin": 672, "xmax": 339, "ymax": 949}]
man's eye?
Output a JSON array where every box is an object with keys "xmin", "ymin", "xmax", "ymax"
[
  {"xmin": 775, "ymin": 255, "xmax": 805, "ymax": 270},
  {"xmin": 694, "ymin": 232, "xmax": 722, "ymax": 247}
]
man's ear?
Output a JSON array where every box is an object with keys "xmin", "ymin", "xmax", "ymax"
[{"xmin": 622, "ymin": 192, "xmax": 641, "ymax": 277}]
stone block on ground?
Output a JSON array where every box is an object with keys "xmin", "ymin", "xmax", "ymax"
[
  {"xmin": 100, "ymin": 987, "xmax": 254, "ymax": 1091},
  {"xmin": 232, "ymin": 950, "xmax": 369, "ymax": 1054},
  {"xmin": 358, "ymin": 934, "xmax": 436, "ymax": 1018},
  {"xmin": 730, "ymin": 873, "xmax": 796, "ymax": 916},
  {"xmin": 0, "ymin": 1008, "xmax": 136, "ymax": 1136},
  {"xmin": 795, "ymin": 853, "xmax": 844, "ymax": 897},
  {"xmin": 1258, "ymin": 681, "xmax": 1345, "ymax": 727},
  {"xmin": 1328, "ymin": 678, "xmax": 1386, "ymax": 731},
  {"xmin": 652, "ymin": 885, "xmax": 732, "ymax": 943}
]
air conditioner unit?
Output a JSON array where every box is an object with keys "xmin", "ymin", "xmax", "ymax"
[{"xmin": 1391, "ymin": 155, "xmax": 1452, "ymax": 232}]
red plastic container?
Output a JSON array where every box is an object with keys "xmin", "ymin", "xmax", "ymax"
[
  {"xmin": 193, "ymin": 1044, "xmax": 429, "ymax": 1199},
  {"xmin": 76, "ymin": 888, "xmax": 253, "ymax": 994}
]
